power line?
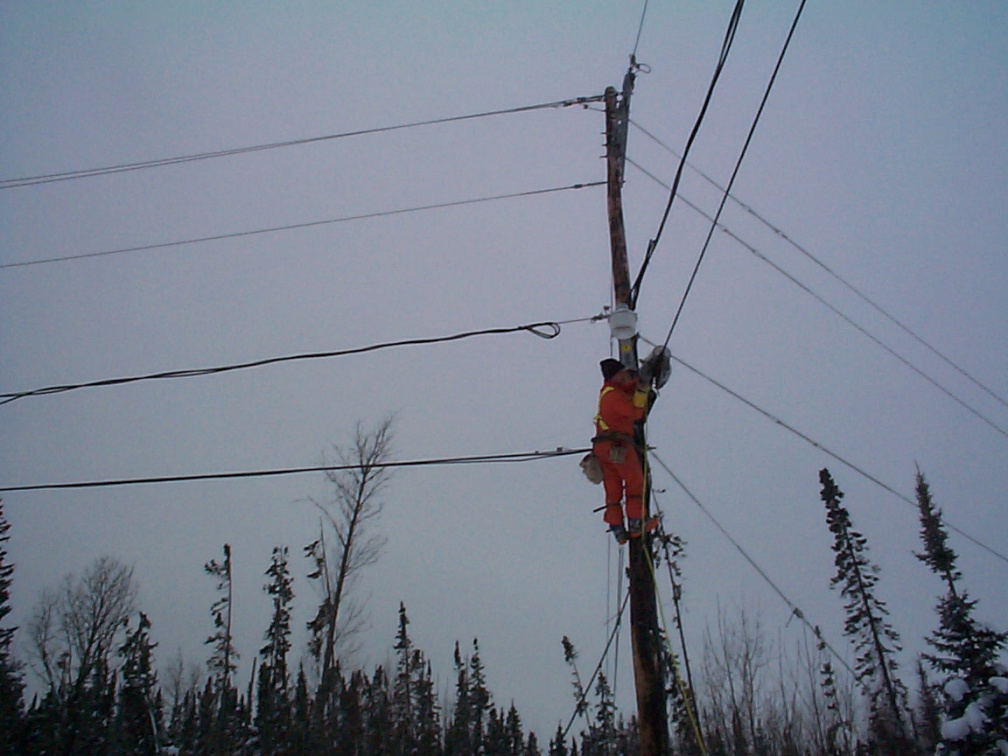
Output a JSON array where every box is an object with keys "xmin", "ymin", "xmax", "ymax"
[
  {"xmin": 630, "ymin": 118, "xmax": 1008, "ymax": 414},
  {"xmin": 659, "ymin": 0, "xmax": 807, "ymax": 348},
  {"xmin": 0, "ymin": 181, "xmax": 605, "ymax": 270},
  {"xmin": 0, "ymin": 94, "xmax": 606, "ymax": 190},
  {"xmin": 628, "ymin": 0, "xmax": 746, "ymax": 309},
  {"xmin": 0, "ymin": 316, "xmax": 600, "ymax": 406},
  {"xmin": 563, "ymin": 588, "xmax": 631, "ymax": 741},
  {"xmin": 631, "ymin": 0, "xmax": 651, "ymax": 59},
  {"xmin": 645, "ymin": 345, "xmax": 1008, "ymax": 566},
  {"xmin": 650, "ymin": 452, "xmax": 857, "ymax": 679},
  {"xmin": 627, "ymin": 158, "xmax": 1008, "ymax": 441},
  {"xmin": 0, "ymin": 447, "xmax": 590, "ymax": 493}
]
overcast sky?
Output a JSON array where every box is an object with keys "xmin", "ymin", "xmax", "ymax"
[{"xmin": 2, "ymin": 1, "xmax": 1006, "ymax": 739}]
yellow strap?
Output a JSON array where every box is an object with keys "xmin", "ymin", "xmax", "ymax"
[
  {"xmin": 594, "ymin": 385, "xmax": 615, "ymax": 431},
  {"xmin": 632, "ymin": 387, "xmax": 648, "ymax": 408}
]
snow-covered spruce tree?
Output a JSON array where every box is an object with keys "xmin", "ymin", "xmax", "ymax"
[
  {"xmin": 915, "ymin": 659, "xmax": 941, "ymax": 755},
  {"xmin": 914, "ymin": 470, "xmax": 1008, "ymax": 754},
  {"xmin": 818, "ymin": 468, "xmax": 913, "ymax": 752}
]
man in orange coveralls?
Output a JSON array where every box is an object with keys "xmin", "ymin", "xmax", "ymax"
[{"xmin": 593, "ymin": 358, "xmax": 657, "ymax": 544}]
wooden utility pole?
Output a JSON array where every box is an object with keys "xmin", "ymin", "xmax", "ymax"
[{"xmin": 604, "ymin": 76, "xmax": 669, "ymax": 756}]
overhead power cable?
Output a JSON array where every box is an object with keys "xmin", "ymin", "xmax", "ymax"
[
  {"xmin": 0, "ymin": 181, "xmax": 604, "ymax": 270},
  {"xmin": 659, "ymin": 0, "xmax": 807, "ymax": 348},
  {"xmin": 0, "ymin": 316, "xmax": 601, "ymax": 406},
  {"xmin": 628, "ymin": 0, "xmax": 746, "ymax": 309},
  {"xmin": 630, "ymin": 118, "xmax": 1008, "ymax": 413},
  {"xmin": 562, "ymin": 588, "xmax": 630, "ymax": 740},
  {"xmin": 631, "ymin": 0, "xmax": 651, "ymax": 59},
  {"xmin": 0, "ymin": 94, "xmax": 605, "ymax": 190},
  {"xmin": 0, "ymin": 447, "xmax": 590, "ymax": 493},
  {"xmin": 627, "ymin": 158, "xmax": 1008, "ymax": 441},
  {"xmin": 650, "ymin": 453, "xmax": 857, "ymax": 679},
  {"xmin": 642, "ymin": 343, "xmax": 1008, "ymax": 566}
]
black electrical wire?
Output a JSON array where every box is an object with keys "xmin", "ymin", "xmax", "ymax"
[
  {"xmin": 631, "ymin": 0, "xmax": 650, "ymax": 59},
  {"xmin": 652, "ymin": 346, "xmax": 1008, "ymax": 567},
  {"xmin": 650, "ymin": 452, "xmax": 857, "ymax": 679},
  {"xmin": 0, "ymin": 447, "xmax": 590, "ymax": 493},
  {"xmin": 660, "ymin": 0, "xmax": 807, "ymax": 349},
  {"xmin": 562, "ymin": 588, "xmax": 630, "ymax": 741},
  {"xmin": 0, "ymin": 319, "xmax": 575, "ymax": 406},
  {"xmin": 627, "ymin": 157, "xmax": 1008, "ymax": 442},
  {"xmin": 631, "ymin": 118, "xmax": 1008, "ymax": 414},
  {"xmin": 0, "ymin": 181, "xmax": 604, "ymax": 270},
  {"xmin": 628, "ymin": 0, "xmax": 746, "ymax": 309},
  {"xmin": 0, "ymin": 94, "xmax": 605, "ymax": 190}
]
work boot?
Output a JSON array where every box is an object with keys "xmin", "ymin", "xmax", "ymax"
[
  {"xmin": 627, "ymin": 516, "xmax": 659, "ymax": 537},
  {"xmin": 609, "ymin": 524, "xmax": 629, "ymax": 545}
]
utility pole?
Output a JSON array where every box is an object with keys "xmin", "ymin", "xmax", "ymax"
[{"xmin": 604, "ymin": 74, "xmax": 669, "ymax": 756}]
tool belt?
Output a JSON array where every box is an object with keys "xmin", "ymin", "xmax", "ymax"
[{"xmin": 591, "ymin": 431, "xmax": 642, "ymax": 465}]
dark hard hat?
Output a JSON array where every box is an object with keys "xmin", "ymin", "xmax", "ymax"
[{"xmin": 600, "ymin": 358, "xmax": 625, "ymax": 381}]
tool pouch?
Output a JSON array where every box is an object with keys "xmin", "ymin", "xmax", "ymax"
[
  {"xmin": 580, "ymin": 452, "xmax": 604, "ymax": 485},
  {"xmin": 608, "ymin": 444, "xmax": 627, "ymax": 465}
]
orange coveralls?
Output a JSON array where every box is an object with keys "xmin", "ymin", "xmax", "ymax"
[{"xmin": 593, "ymin": 377, "xmax": 646, "ymax": 528}]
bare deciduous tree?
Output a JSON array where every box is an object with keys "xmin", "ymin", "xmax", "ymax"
[
  {"xmin": 701, "ymin": 601, "xmax": 771, "ymax": 753},
  {"xmin": 27, "ymin": 555, "xmax": 137, "ymax": 699},
  {"xmin": 305, "ymin": 416, "xmax": 396, "ymax": 685}
]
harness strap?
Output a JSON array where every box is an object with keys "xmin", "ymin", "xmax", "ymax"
[{"xmin": 594, "ymin": 385, "xmax": 615, "ymax": 431}]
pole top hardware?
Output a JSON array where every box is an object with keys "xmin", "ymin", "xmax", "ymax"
[{"xmin": 608, "ymin": 304, "xmax": 638, "ymax": 341}]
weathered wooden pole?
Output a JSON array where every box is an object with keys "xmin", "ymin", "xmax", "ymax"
[{"xmin": 604, "ymin": 78, "xmax": 669, "ymax": 756}]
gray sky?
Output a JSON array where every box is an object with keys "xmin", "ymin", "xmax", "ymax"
[{"xmin": 2, "ymin": 1, "xmax": 1006, "ymax": 739}]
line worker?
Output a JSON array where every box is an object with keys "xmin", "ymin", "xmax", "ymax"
[{"xmin": 591, "ymin": 358, "xmax": 658, "ymax": 544}]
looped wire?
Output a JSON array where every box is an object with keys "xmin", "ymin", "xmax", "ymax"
[{"xmin": 524, "ymin": 322, "xmax": 561, "ymax": 339}]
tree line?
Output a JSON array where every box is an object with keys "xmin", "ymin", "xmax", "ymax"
[{"xmin": 0, "ymin": 420, "xmax": 1005, "ymax": 754}]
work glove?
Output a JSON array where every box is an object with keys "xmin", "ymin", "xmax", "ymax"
[{"xmin": 641, "ymin": 346, "xmax": 672, "ymax": 389}]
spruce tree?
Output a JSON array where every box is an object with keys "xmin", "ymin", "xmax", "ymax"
[
  {"xmin": 204, "ymin": 543, "xmax": 244, "ymax": 754},
  {"xmin": 914, "ymin": 470, "xmax": 1008, "ymax": 753},
  {"xmin": 204, "ymin": 543, "xmax": 238, "ymax": 691},
  {"xmin": 470, "ymin": 638, "xmax": 492, "ymax": 754},
  {"xmin": 549, "ymin": 722, "xmax": 569, "ymax": 756},
  {"xmin": 504, "ymin": 703, "xmax": 525, "ymax": 756},
  {"xmin": 116, "ymin": 612, "xmax": 161, "ymax": 754},
  {"xmin": 818, "ymin": 468, "xmax": 912, "ymax": 751},
  {"xmin": 290, "ymin": 663, "xmax": 312, "ymax": 754},
  {"xmin": 414, "ymin": 658, "xmax": 442, "ymax": 756},
  {"xmin": 446, "ymin": 641, "xmax": 473, "ymax": 756},
  {"xmin": 0, "ymin": 500, "xmax": 24, "ymax": 752},
  {"xmin": 258, "ymin": 546, "xmax": 294, "ymax": 755},
  {"xmin": 392, "ymin": 601, "xmax": 416, "ymax": 755},
  {"xmin": 364, "ymin": 665, "xmax": 391, "ymax": 756},
  {"xmin": 561, "ymin": 636, "xmax": 589, "ymax": 726},
  {"xmin": 389, "ymin": 605, "xmax": 441, "ymax": 756}
]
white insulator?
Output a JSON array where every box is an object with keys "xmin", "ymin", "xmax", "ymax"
[{"xmin": 608, "ymin": 305, "xmax": 638, "ymax": 340}]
